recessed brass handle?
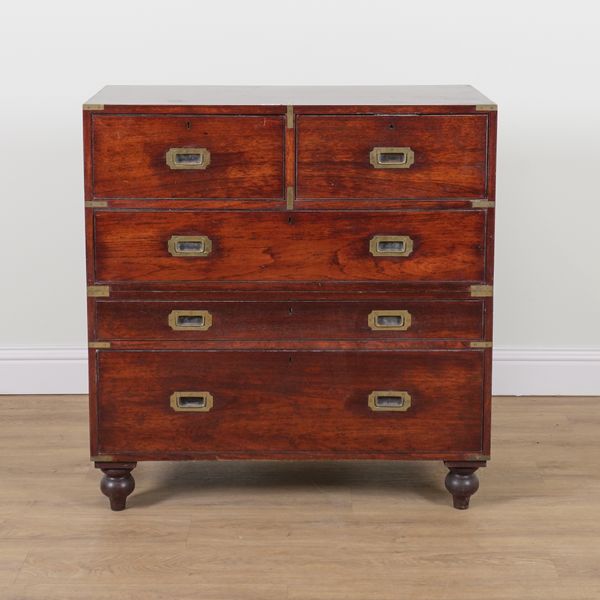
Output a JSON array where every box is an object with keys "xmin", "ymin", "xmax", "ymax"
[
  {"xmin": 166, "ymin": 147, "xmax": 211, "ymax": 170},
  {"xmin": 168, "ymin": 235, "xmax": 212, "ymax": 257},
  {"xmin": 368, "ymin": 310, "xmax": 412, "ymax": 331},
  {"xmin": 369, "ymin": 147, "xmax": 414, "ymax": 169},
  {"xmin": 168, "ymin": 310, "xmax": 212, "ymax": 331},
  {"xmin": 368, "ymin": 391, "xmax": 411, "ymax": 412},
  {"xmin": 170, "ymin": 391, "xmax": 213, "ymax": 412},
  {"xmin": 369, "ymin": 235, "xmax": 413, "ymax": 257}
]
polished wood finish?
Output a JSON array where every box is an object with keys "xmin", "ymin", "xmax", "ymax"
[
  {"xmin": 444, "ymin": 461, "xmax": 485, "ymax": 509},
  {"xmin": 95, "ymin": 350, "xmax": 484, "ymax": 456},
  {"xmin": 92, "ymin": 116, "xmax": 285, "ymax": 199},
  {"xmin": 1, "ymin": 396, "xmax": 598, "ymax": 599},
  {"xmin": 297, "ymin": 115, "xmax": 488, "ymax": 199},
  {"xmin": 92, "ymin": 340, "xmax": 486, "ymax": 353},
  {"xmin": 103, "ymin": 282, "xmax": 490, "ymax": 297},
  {"xmin": 93, "ymin": 210, "xmax": 486, "ymax": 284},
  {"xmin": 94, "ymin": 299, "xmax": 484, "ymax": 341},
  {"xmin": 480, "ymin": 109, "xmax": 497, "ymax": 460},
  {"xmin": 83, "ymin": 85, "xmax": 496, "ymax": 510},
  {"xmin": 97, "ymin": 462, "xmax": 136, "ymax": 511},
  {"xmin": 85, "ymin": 85, "xmax": 496, "ymax": 106}
]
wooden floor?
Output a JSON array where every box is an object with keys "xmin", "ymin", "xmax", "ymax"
[{"xmin": 1, "ymin": 396, "xmax": 599, "ymax": 599}]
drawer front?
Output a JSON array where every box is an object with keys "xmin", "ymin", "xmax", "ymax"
[
  {"xmin": 96, "ymin": 350, "xmax": 484, "ymax": 454},
  {"xmin": 297, "ymin": 115, "xmax": 487, "ymax": 199},
  {"xmin": 95, "ymin": 300, "xmax": 484, "ymax": 341},
  {"xmin": 93, "ymin": 210, "xmax": 486, "ymax": 283},
  {"xmin": 91, "ymin": 116, "xmax": 285, "ymax": 199}
]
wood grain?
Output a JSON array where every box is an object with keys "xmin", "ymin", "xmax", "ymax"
[
  {"xmin": 95, "ymin": 350, "xmax": 484, "ymax": 456},
  {"xmin": 1, "ymin": 396, "xmax": 599, "ymax": 599},
  {"xmin": 296, "ymin": 115, "xmax": 488, "ymax": 199},
  {"xmin": 93, "ymin": 210, "xmax": 486, "ymax": 284},
  {"xmin": 92, "ymin": 115, "xmax": 285, "ymax": 199},
  {"xmin": 94, "ymin": 299, "xmax": 484, "ymax": 342},
  {"xmin": 83, "ymin": 88, "xmax": 497, "ymax": 511},
  {"xmin": 482, "ymin": 110, "xmax": 497, "ymax": 455}
]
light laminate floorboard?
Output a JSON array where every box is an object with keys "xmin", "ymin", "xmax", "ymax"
[{"xmin": 0, "ymin": 395, "xmax": 599, "ymax": 599}]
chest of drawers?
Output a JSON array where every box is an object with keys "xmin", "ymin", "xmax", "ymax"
[{"xmin": 83, "ymin": 85, "xmax": 496, "ymax": 511}]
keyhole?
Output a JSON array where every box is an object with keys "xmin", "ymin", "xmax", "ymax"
[
  {"xmin": 388, "ymin": 123, "xmax": 395, "ymax": 129},
  {"xmin": 288, "ymin": 356, "xmax": 293, "ymax": 363},
  {"xmin": 288, "ymin": 216, "xmax": 293, "ymax": 224},
  {"xmin": 186, "ymin": 121, "xmax": 192, "ymax": 130},
  {"xmin": 288, "ymin": 307, "xmax": 293, "ymax": 315}
]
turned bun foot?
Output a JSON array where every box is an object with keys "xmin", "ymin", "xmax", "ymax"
[
  {"xmin": 444, "ymin": 461, "xmax": 485, "ymax": 510},
  {"xmin": 97, "ymin": 462, "xmax": 136, "ymax": 511}
]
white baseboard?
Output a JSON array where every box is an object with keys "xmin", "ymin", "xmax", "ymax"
[
  {"xmin": 1, "ymin": 346, "xmax": 599, "ymax": 396},
  {"xmin": 0, "ymin": 346, "xmax": 88, "ymax": 395},
  {"xmin": 492, "ymin": 347, "xmax": 600, "ymax": 396}
]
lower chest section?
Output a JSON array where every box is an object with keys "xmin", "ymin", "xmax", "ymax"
[{"xmin": 87, "ymin": 207, "xmax": 492, "ymax": 461}]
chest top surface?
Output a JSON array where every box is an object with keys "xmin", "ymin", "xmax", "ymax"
[{"xmin": 84, "ymin": 85, "xmax": 495, "ymax": 107}]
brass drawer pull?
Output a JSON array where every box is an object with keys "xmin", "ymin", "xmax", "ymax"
[
  {"xmin": 368, "ymin": 391, "xmax": 411, "ymax": 412},
  {"xmin": 168, "ymin": 310, "xmax": 212, "ymax": 331},
  {"xmin": 168, "ymin": 235, "xmax": 212, "ymax": 257},
  {"xmin": 369, "ymin": 147, "xmax": 414, "ymax": 169},
  {"xmin": 166, "ymin": 147, "xmax": 211, "ymax": 170},
  {"xmin": 170, "ymin": 391, "xmax": 213, "ymax": 412},
  {"xmin": 368, "ymin": 310, "xmax": 412, "ymax": 331},
  {"xmin": 369, "ymin": 235, "xmax": 413, "ymax": 257}
]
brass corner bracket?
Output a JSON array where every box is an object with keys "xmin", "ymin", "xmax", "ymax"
[
  {"xmin": 286, "ymin": 105, "xmax": 294, "ymax": 128},
  {"xmin": 286, "ymin": 186, "xmax": 295, "ymax": 210},
  {"xmin": 470, "ymin": 341, "xmax": 493, "ymax": 349},
  {"xmin": 471, "ymin": 200, "xmax": 495, "ymax": 208},
  {"xmin": 83, "ymin": 104, "xmax": 104, "ymax": 111},
  {"xmin": 475, "ymin": 104, "xmax": 497, "ymax": 112},
  {"xmin": 87, "ymin": 285, "xmax": 110, "ymax": 297},
  {"xmin": 470, "ymin": 284, "xmax": 493, "ymax": 297},
  {"xmin": 89, "ymin": 341, "xmax": 111, "ymax": 349}
]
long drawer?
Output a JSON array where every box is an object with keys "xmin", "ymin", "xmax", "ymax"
[
  {"xmin": 296, "ymin": 115, "xmax": 488, "ymax": 199},
  {"xmin": 95, "ymin": 350, "xmax": 484, "ymax": 455},
  {"xmin": 94, "ymin": 299, "xmax": 484, "ymax": 341},
  {"xmin": 93, "ymin": 210, "xmax": 486, "ymax": 284}
]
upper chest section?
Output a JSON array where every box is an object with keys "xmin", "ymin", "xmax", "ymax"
[{"xmin": 84, "ymin": 85, "xmax": 496, "ymax": 203}]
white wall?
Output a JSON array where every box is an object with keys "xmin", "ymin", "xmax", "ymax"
[{"xmin": 1, "ymin": 0, "xmax": 599, "ymax": 394}]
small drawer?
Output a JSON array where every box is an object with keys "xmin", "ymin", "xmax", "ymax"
[
  {"xmin": 296, "ymin": 115, "xmax": 488, "ymax": 199},
  {"xmin": 95, "ymin": 300, "xmax": 484, "ymax": 341},
  {"xmin": 91, "ymin": 115, "xmax": 285, "ymax": 199},
  {"xmin": 96, "ymin": 350, "xmax": 484, "ymax": 455},
  {"xmin": 93, "ymin": 209, "xmax": 486, "ymax": 284}
]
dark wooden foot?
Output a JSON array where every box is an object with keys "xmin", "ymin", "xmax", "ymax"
[
  {"xmin": 96, "ymin": 462, "xmax": 136, "ymax": 511},
  {"xmin": 444, "ymin": 461, "xmax": 485, "ymax": 509}
]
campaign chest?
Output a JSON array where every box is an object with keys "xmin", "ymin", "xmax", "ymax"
[{"xmin": 83, "ymin": 85, "xmax": 497, "ymax": 510}]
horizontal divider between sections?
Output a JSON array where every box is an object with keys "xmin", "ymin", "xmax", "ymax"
[
  {"xmin": 92, "ymin": 297, "xmax": 488, "ymax": 302},
  {"xmin": 86, "ymin": 200, "xmax": 491, "ymax": 210},
  {"xmin": 92, "ymin": 451, "xmax": 490, "ymax": 462},
  {"xmin": 92, "ymin": 288, "xmax": 490, "ymax": 300},
  {"xmin": 90, "ymin": 342, "xmax": 490, "ymax": 351}
]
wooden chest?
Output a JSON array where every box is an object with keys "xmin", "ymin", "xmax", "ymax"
[{"xmin": 83, "ymin": 85, "xmax": 496, "ymax": 510}]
